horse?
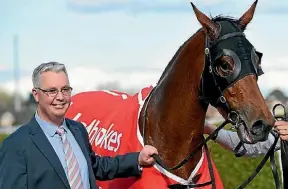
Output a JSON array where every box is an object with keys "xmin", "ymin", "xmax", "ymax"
[{"xmin": 65, "ymin": 1, "xmax": 275, "ymax": 188}]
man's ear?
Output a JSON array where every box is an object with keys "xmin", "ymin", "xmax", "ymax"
[{"xmin": 32, "ymin": 88, "xmax": 39, "ymax": 103}]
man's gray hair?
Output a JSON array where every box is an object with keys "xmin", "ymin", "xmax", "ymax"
[{"xmin": 32, "ymin": 62, "xmax": 68, "ymax": 88}]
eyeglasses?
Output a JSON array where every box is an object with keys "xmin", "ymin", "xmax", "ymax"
[{"xmin": 36, "ymin": 86, "xmax": 73, "ymax": 97}]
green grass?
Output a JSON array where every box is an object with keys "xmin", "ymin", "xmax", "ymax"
[{"xmin": 0, "ymin": 133, "xmax": 8, "ymax": 144}]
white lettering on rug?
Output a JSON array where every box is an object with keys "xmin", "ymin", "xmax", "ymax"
[{"xmin": 72, "ymin": 113, "xmax": 123, "ymax": 152}]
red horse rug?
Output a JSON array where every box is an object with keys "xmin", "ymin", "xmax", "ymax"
[{"xmin": 65, "ymin": 85, "xmax": 224, "ymax": 189}]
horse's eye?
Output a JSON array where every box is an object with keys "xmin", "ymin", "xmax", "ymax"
[
  {"xmin": 215, "ymin": 59, "xmax": 234, "ymax": 77},
  {"xmin": 220, "ymin": 61, "xmax": 230, "ymax": 72}
]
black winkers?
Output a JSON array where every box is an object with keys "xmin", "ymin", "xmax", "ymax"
[{"xmin": 199, "ymin": 20, "xmax": 263, "ymax": 110}]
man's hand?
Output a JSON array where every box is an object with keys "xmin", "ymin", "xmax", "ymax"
[
  {"xmin": 274, "ymin": 121, "xmax": 288, "ymax": 140},
  {"xmin": 138, "ymin": 145, "xmax": 158, "ymax": 166}
]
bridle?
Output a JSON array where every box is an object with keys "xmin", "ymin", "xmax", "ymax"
[{"xmin": 142, "ymin": 20, "xmax": 280, "ymax": 189}]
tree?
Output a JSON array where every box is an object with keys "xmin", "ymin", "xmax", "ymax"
[
  {"xmin": 28, "ymin": 92, "xmax": 36, "ymax": 105},
  {"xmin": 96, "ymin": 81, "xmax": 121, "ymax": 91},
  {"xmin": 0, "ymin": 90, "xmax": 13, "ymax": 106}
]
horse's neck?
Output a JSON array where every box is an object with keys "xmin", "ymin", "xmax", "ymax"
[{"xmin": 139, "ymin": 31, "xmax": 208, "ymax": 180}]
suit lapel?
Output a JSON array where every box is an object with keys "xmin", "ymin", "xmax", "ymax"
[{"xmin": 28, "ymin": 117, "xmax": 70, "ymax": 189}]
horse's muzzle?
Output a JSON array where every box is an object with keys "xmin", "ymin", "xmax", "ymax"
[{"xmin": 250, "ymin": 120, "xmax": 271, "ymax": 142}]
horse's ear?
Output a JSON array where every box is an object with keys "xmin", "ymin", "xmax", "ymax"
[
  {"xmin": 238, "ymin": 0, "xmax": 258, "ymax": 31},
  {"xmin": 190, "ymin": 2, "xmax": 218, "ymax": 40}
]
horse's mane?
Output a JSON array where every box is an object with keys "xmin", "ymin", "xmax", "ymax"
[
  {"xmin": 158, "ymin": 15, "xmax": 240, "ymax": 81},
  {"xmin": 211, "ymin": 15, "xmax": 240, "ymax": 24}
]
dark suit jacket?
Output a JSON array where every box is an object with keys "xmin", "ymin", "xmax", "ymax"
[{"xmin": 0, "ymin": 117, "xmax": 141, "ymax": 189}]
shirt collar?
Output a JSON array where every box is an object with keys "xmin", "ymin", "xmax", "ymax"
[{"xmin": 35, "ymin": 111, "xmax": 68, "ymax": 137}]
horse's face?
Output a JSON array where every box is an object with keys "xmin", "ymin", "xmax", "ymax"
[
  {"xmin": 192, "ymin": 1, "xmax": 274, "ymax": 144},
  {"xmin": 209, "ymin": 23, "xmax": 272, "ymax": 144}
]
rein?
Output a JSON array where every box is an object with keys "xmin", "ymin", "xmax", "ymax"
[
  {"xmin": 142, "ymin": 87, "xmax": 239, "ymax": 171},
  {"xmin": 234, "ymin": 130, "xmax": 280, "ymax": 189},
  {"xmin": 142, "ymin": 84, "xmax": 239, "ymax": 189}
]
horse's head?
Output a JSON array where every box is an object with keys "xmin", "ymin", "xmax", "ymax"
[{"xmin": 192, "ymin": 1, "xmax": 274, "ymax": 144}]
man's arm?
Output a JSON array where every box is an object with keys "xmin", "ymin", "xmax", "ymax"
[
  {"xmin": 78, "ymin": 123, "xmax": 142, "ymax": 181},
  {"xmin": 0, "ymin": 138, "xmax": 27, "ymax": 189},
  {"xmin": 89, "ymin": 146, "xmax": 142, "ymax": 180},
  {"xmin": 205, "ymin": 123, "xmax": 280, "ymax": 157}
]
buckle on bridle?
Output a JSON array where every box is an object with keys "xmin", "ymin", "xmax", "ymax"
[
  {"xmin": 205, "ymin": 48, "xmax": 210, "ymax": 55},
  {"xmin": 227, "ymin": 111, "xmax": 239, "ymax": 125},
  {"xmin": 219, "ymin": 96, "xmax": 226, "ymax": 103}
]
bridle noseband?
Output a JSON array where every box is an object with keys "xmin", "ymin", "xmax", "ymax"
[{"xmin": 142, "ymin": 20, "xmax": 279, "ymax": 189}]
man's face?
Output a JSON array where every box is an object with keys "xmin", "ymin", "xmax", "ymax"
[{"xmin": 32, "ymin": 71, "xmax": 72, "ymax": 120}]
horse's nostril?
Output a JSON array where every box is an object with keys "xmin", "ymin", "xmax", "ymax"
[{"xmin": 250, "ymin": 120, "xmax": 268, "ymax": 136}]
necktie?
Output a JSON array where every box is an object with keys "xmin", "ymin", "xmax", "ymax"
[{"xmin": 56, "ymin": 126, "xmax": 84, "ymax": 189}]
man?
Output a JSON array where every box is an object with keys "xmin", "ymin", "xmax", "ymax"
[{"xmin": 0, "ymin": 62, "xmax": 159, "ymax": 189}]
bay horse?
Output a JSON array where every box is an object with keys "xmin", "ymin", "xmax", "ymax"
[{"xmin": 66, "ymin": 1, "xmax": 276, "ymax": 188}]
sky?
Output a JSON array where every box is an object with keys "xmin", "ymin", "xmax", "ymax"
[{"xmin": 0, "ymin": 0, "xmax": 288, "ymax": 99}]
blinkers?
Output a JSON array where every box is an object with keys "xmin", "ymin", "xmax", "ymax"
[{"xmin": 199, "ymin": 20, "xmax": 264, "ymax": 109}]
